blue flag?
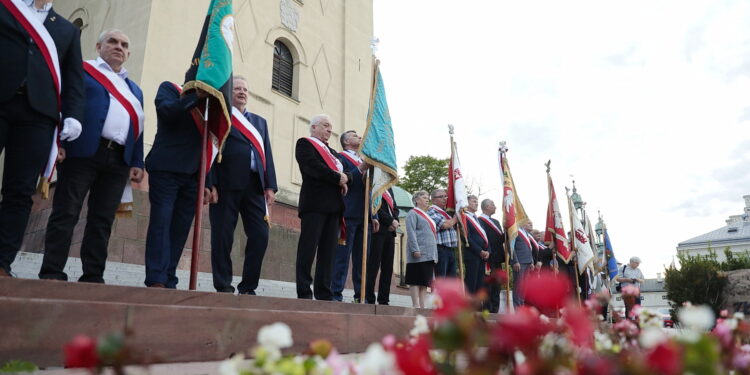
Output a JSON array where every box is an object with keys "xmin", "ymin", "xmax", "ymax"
[
  {"xmin": 359, "ymin": 62, "xmax": 398, "ymax": 212},
  {"xmin": 604, "ymin": 229, "xmax": 619, "ymax": 280}
]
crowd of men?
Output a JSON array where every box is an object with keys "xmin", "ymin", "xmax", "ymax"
[
  {"xmin": 1, "ymin": 1, "xmax": 636, "ymax": 312},
  {"xmin": 0, "ymin": 0, "xmax": 403, "ymax": 305}
]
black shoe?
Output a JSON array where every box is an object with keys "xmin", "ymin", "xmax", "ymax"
[
  {"xmin": 378, "ymin": 302, "xmax": 389, "ymax": 306},
  {"xmin": 239, "ymin": 290, "xmax": 256, "ymax": 295},
  {"xmin": 216, "ymin": 287, "xmax": 235, "ymax": 293}
]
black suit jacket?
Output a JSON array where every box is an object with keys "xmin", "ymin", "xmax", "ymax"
[
  {"xmin": 295, "ymin": 138, "xmax": 350, "ymax": 216},
  {"xmin": 0, "ymin": 7, "xmax": 84, "ymax": 123},
  {"xmin": 479, "ymin": 216, "xmax": 506, "ymax": 266},
  {"xmin": 463, "ymin": 215, "xmax": 488, "ymax": 260},
  {"xmin": 145, "ymin": 82, "xmax": 202, "ymax": 175},
  {"xmin": 373, "ymin": 188, "xmax": 399, "ymax": 236}
]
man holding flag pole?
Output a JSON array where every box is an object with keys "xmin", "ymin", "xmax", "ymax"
[
  {"xmin": 357, "ymin": 59, "xmax": 398, "ymax": 304},
  {"xmin": 143, "ymin": 0, "xmax": 232, "ymax": 289}
]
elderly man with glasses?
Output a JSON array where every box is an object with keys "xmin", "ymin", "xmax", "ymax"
[{"xmin": 427, "ymin": 189, "xmax": 459, "ymax": 277}]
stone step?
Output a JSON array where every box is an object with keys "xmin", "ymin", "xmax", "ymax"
[
  {"xmin": 0, "ymin": 276, "xmax": 427, "ymax": 317},
  {"xmin": 0, "ymin": 294, "xmax": 417, "ymax": 367}
]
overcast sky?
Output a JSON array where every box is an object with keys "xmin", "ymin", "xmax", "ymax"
[{"xmin": 373, "ymin": 0, "xmax": 750, "ymax": 278}]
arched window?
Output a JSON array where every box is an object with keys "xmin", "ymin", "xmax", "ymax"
[{"xmin": 272, "ymin": 40, "xmax": 294, "ymax": 97}]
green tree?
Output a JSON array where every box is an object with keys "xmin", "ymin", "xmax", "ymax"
[
  {"xmin": 400, "ymin": 155, "xmax": 449, "ymax": 196},
  {"xmin": 664, "ymin": 250, "xmax": 728, "ymax": 322}
]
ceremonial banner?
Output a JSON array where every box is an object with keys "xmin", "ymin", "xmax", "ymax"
[
  {"xmin": 182, "ymin": 0, "xmax": 233, "ymax": 161},
  {"xmin": 544, "ymin": 172, "xmax": 571, "ymax": 263},
  {"xmin": 359, "ymin": 63, "xmax": 398, "ymax": 212},
  {"xmin": 584, "ymin": 213, "xmax": 601, "ymax": 271},
  {"xmin": 569, "ymin": 196, "xmax": 595, "ymax": 274},
  {"xmin": 604, "ymin": 229, "xmax": 619, "ymax": 280},
  {"xmin": 498, "ymin": 145, "xmax": 528, "ymax": 258},
  {"xmin": 446, "ymin": 137, "xmax": 468, "ymax": 214}
]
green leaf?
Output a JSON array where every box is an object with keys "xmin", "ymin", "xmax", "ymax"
[{"xmin": 0, "ymin": 360, "xmax": 38, "ymax": 373}]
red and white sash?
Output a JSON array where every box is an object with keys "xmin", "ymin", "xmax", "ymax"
[
  {"xmin": 304, "ymin": 137, "xmax": 342, "ymax": 172},
  {"xmin": 517, "ymin": 229, "xmax": 532, "ymax": 249},
  {"xmin": 4, "ymin": 0, "xmax": 65, "ymax": 195},
  {"xmin": 413, "ymin": 208, "xmax": 437, "ymax": 238},
  {"xmin": 382, "ymin": 190, "xmax": 394, "ymax": 212},
  {"xmin": 171, "ymin": 83, "xmax": 218, "ymax": 174},
  {"xmin": 429, "ymin": 205, "xmax": 451, "ymax": 220},
  {"xmin": 339, "ymin": 151, "xmax": 361, "ymax": 167},
  {"xmin": 231, "ymin": 107, "xmax": 266, "ymax": 169},
  {"xmin": 465, "ymin": 214, "xmax": 489, "ymax": 248},
  {"xmin": 479, "ymin": 215, "xmax": 502, "ymax": 236},
  {"xmin": 83, "ymin": 61, "xmax": 144, "ymax": 140}
]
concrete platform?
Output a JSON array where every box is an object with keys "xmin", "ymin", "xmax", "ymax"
[{"xmin": 0, "ymin": 277, "xmax": 428, "ymax": 368}]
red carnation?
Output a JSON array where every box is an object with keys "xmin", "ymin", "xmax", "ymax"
[
  {"xmin": 63, "ymin": 335, "xmax": 99, "ymax": 368},
  {"xmin": 521, "ymin": 270, "xmax": 570, "ymax": 311},
  {"xmin": 564, "ymin": 304, "xmax": 594, "ymax": 348},
  {"xmin": 432, "ymin": 277, "xmax": 471, "ymax": 321}
]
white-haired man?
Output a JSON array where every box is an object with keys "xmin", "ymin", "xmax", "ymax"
[
  {"xmin": 617, "ymin": 256, "xmax": 645, "ymax": 320},
  {"xmin": 294, "ymin": 115, "xmax": 350, "ymax": 300},
  {"xmin": 39, "ymin": 29, "xmax": 144, "ymax": 283}
]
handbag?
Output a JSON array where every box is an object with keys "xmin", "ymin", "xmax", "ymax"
[{"xmin": 614, "ymin": 265, "xmax": 626, "ymax": 292}]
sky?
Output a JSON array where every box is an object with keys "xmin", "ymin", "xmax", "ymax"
[{"xmin": 373, "ymin": 0, "xmax": 750, "ymax": 278}]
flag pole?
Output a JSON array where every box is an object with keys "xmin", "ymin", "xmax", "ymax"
[
  {"xmin": 359, "ymin": 58, "xmax": 380, "ymax": 303},
  {"xmin": 500, "ymin": 146, "xmax": 512, "ymax": 313},
  {"xmin": 448, "ymin": 129, "xmax": 466, "ymax": 288},
  {"xmin": 189, "ymin": 97, "xmax": 210, "ymax": 290},
  {"xmin": 566, "ymin": 186, "xmax": 582, "ymax": 305}
]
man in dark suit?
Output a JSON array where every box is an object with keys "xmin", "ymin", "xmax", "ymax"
[
  {"xmin": 463, "ymin": 195, "xmax": 490, "ymax": 294},
  {"xmin": 208, "ymin": 76, "xmax": 277, "ymax": 295},
  {"xmin": 331, "ymin": 130, "xmax": 379, "ymax": 302},
  {"xmin": 365, "ymin": 187, "xmax": 399, "ymax": 305},
  {"xmin": 294, "ymin": 114, "xmax": 350, "ymax": 300},
  {"xmin": 39, "ymin": 29, "xmax": 144, "ymax": 283},
  {"xmin": 510, "ymin": 220, "xmax": 537, "ymax": 306},
  {"xmin": 143, "ymin": 80, "xmax": 213, "ymax": 288},
  {"xmin": 0, "ymin": 0, "xmax": 85, "ymax": 277},
  {"xmin": 479, "ymin": 198, "xmax": 505, "ymax": 313}
]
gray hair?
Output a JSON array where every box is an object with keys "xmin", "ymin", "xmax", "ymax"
[
  {"xmin": 467, "ymin": 194, "xmax": 478, "ymax": 202},
  {"xmin": 430, "ymin": 189, "xmax": 446, "ymax": 200},
  {"xmin": 97, "ymin": 29, "xmax": 126, "ymax": 44},
  {"xmin": 480, "ymin": 199, "xmax": 493, "ymax": 210},
  {"xmin": 412, "ymin": 190, "xmax": 429, "ymax": 205},
  {"xmin": 310, "ymin": 114, "xmax": 331, "ymax": 129},
  {"xmin": 630, "ymin": 256, "xmax": 641, "ymax": 264},
  {"xmin": 233, "ymin": 75, "xmax": 248, "ymax": 84}
]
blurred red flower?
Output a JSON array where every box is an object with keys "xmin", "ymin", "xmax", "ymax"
[
  {"xmin": 491, "ymin": 306, "xmax": 549, "ymax": 354},
  {"xmin": 564, "ymin": 304, "xmax": 594, "ymax": 348},
  {"xmin": 646, "ymin": 341, "xmax": 682, "ymax": 375},
  {"xmin": 63, "ymin": 335, "xmax": 99, "ymax": 368},
  {"xmin": 432, "ymin": 277, "xmax": 470, "ymax": 321},
  {"xmin": 392, "ymin": 335, "xmax": 437, "ymax": 375},
  {"xmin": 521, "ymin": 270, "xmax": 570, "ymax": 311},
  {"xmin": 484, "ymin": 269, "xmax": 509, "ymax": 286}
]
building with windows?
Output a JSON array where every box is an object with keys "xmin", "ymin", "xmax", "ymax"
[
  {"xmin": 676, "ymin": 195, "xmax": 750, "ymax": 262},
  {"xmin": 18, "ymin": 0, "xmax": 376, "ymax": 284}
]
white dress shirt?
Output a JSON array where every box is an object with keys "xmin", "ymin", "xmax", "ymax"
[
  {"xmin": 92, "ymin": 57, "xmax": 137, "ymax": 145},
  {"xmin": 23, "ymin": 0, "xmax": 51, "ymax": 22}
]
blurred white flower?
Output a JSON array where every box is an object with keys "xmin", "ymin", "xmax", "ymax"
[
  {"xmin": 678, "ymin": 305, "xmax": 715, "ymax": 331},
  {"xmin": 410, "ymin": 315, "xmax": 429, "ymax": 337},
  {"xmin": 218, "ymin": 353, "xmax": 245, "ymax": 375},
  {"xmin": 639, "ymin": 327, "xmax": 666, "ymax": 348},
  {"xmin": 258, "ymin": 322, "xmax": 293, "ymax": 350},
  {"xmin": 358, "ymin": 343, "xmax": 395, "ymax": 375}
]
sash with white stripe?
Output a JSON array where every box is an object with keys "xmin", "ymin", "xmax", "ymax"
[
  {"xmin": 428, "ymin": 205, "xmax": 451, "ymax": 220},
  {"xmin": 479, "ymin": 216, "xmax": 502, "ymax": 236},
  {"xmin": 83, "ymin": 61, "xmax": 144, "ymax": 139},
  {"xmin": 413, "ymin": 208, "xmax": 437, "ymax": 238},
  {"xmin": 230, "ymin": 107, "xmax": 270, "ymax": 223},
  {"xmin": 465, "ymin": 214, "xmax": 488, "ymax": 248},
  {"xmin": 231, "ymin": 107, "xmax": 266, "ymax": 169},
  {"xmin": 3, "ymin": 0, "xmax": 65, "ymax": 197}
]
